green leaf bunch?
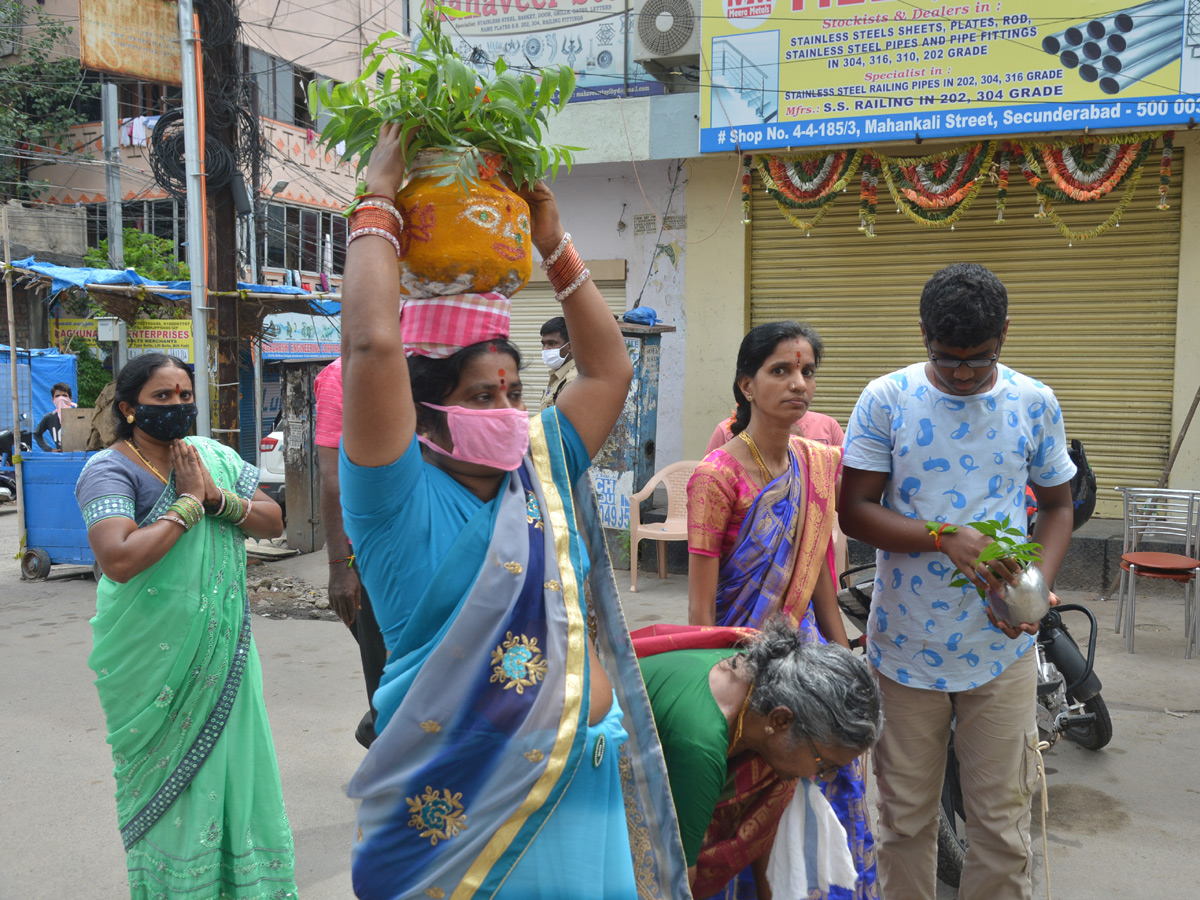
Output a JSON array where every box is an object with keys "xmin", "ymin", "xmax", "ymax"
[
  {"xmin": 0, "ymin": 0, "xmax": 99, "ymax": 200},
  {"xmin": 308, "ymin": 4, "xmax": 582, "ymax": 196},
  {"xmin": 84, "ymin": 228, "xmax": 190, "ymax": 282},
  {"xmin": 948, "ymin": 516, "xmax": 1044, "ymax": 599},
  {"xmin": 64, "ymin": 337, "xmax": 112, "ymax": 408}
]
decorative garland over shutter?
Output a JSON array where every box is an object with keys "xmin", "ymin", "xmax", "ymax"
[{"xmin": 742, "ymin": 132, "xmax": 1175, "ymax": 245}]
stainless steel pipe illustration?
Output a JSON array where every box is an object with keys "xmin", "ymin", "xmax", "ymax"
[{"xmin": 1100, "ymin": 42, "xmax": 1183, "ymax": 93}]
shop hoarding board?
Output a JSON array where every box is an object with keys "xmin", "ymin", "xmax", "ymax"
[
  {"xmin": 700, "ymin": 0, "xmax": 1199, "ymax": 152},
  {"xmin": 78, "ymin": 0, "xmax": 182, "ymax": 86},
  {"xmin": 428, "ymin": 0, "xmax": 665, "ymax": 101},
  {"xmin": 261, "ymin": 312, "xmax": 341, "ymax": 360},
  {"xmin": 51, "ymin": 318, "xmax": 196, "ymax": 363}
]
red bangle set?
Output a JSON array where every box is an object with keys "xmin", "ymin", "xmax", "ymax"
[
  {"xmin": 545, "ymin": 241, "xmax": 590, "ymax": 301},
  {"xmin": 350, "ymin": 208, "xmax": 401, "ymax": 234},
  {"xmin": 348, "ymin": 201, "xmax": 404, "ymax": 258}
]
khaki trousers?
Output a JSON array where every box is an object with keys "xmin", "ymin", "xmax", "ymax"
[{"xmin": 873, "ymin": 651, "xmax": 1039, "ymax": 900}]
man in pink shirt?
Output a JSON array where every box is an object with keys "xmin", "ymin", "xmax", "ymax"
[
  {"xmin": 704, "ymin": 407, "xmax": 844, "ymax": 455},
  {"xmin": 314, "ymin": 357, "xmax": 387, "ymax": 748}
]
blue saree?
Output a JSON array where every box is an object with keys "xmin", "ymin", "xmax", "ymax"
[
  {"xmin": 344, "ymin": 409, "xmax": 688, "ymax": 900},
  {"xmin": 708, "ymin": 438, "xmax": 877, "ymax": 900}
]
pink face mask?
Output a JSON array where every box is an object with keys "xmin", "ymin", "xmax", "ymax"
[{"xmin": 418, "ymin": 403, "xmax": 530, "ymax": 471}]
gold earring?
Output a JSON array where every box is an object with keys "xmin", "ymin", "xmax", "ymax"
[
  {"xmin": 126, "ymin": 414, "xmax": 135, "ymax": 424},
  {"xmin": 764, "ymin": 726, "xmax": 774, "ymax": 735},
  {"xmin": 746, "ymin": 395, "xmax": 753, "ymax": 402}
]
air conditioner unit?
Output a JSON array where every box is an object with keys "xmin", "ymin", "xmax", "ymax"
[{"xmin": 631, "ymin": 0, "xmax": 701, "ymax": 71}]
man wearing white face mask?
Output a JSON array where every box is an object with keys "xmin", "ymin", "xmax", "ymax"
[{"xmin": 538, "ymin": 315, "xmax": 577, "ymax": 412}]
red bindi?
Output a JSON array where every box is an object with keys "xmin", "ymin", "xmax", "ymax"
[{"xmin": 499, "ymin": 368, "xmax": 506, "ymax": 386}]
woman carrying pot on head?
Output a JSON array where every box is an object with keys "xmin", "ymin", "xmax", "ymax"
[
  {"xmin": 634, "ymin": 619, "xmax": 882, "ymax": 899},
  {"xmin": 74, "ymin": 353, "xmax": 295, "ymax": 899},
  {"xmin": 337, "ymin": 123, "xmax": 688, "ymax": 899},
  {"xmin": 686, "ymin": 321, "xmax": 878, "ymax": 899}
]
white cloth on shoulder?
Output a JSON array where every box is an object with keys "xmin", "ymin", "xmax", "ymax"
[{"xmin": 766, "ymin": 777, "xmax": 857, "ymax": 899}]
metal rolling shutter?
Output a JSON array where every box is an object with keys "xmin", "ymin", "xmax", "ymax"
[
  {"xmin": 507, "ymin": 259, "xmax": 627, "ymax": 369},
  {"xmin": 749, "ymin": 151, "xmax": 1184, "ymax": 517}
]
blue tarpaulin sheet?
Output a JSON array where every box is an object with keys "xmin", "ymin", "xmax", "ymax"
[
  {"xmin": 13, "ymin": 257, "xmax": 333, "ymax": 305},
  {"xmin": 0, "ymin": 344, "xmax": 77, "ymax": 443}
]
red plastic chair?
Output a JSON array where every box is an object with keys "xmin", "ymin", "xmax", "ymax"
[{"xmin": 1113, "ymin": 488, "xmax": 1200, "ymax": 657}]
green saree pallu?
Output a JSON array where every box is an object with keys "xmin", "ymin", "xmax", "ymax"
[{"xmin": 84, "ymin": 437, "xmax": 296, "ymax": 900}]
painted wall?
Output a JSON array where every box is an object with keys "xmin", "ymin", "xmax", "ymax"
[
  {"xmin": 682, "ymin": 154, "xmax": 748, "ymax": 460},
  {"xmin": 547, "ymin": 93, "xmax": 699, "ymax": 166},
  {"xmin": 549, "ymin": 160, "xmax": 688, "ymax": 468},
  {"xmin": 4, "ymin": 202, "xmax": 87, "ymax": 258},
  {"xmin": 239, "ymin": 0, "xmax": 402, "ymax": 84},
  {"xmin": 1170, "ymin": 129, "xmax": 1200, "ymax": 492}
]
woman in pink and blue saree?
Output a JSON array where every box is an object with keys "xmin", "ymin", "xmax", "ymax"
[{"xmin": 687, "ymin": 322, "xmax": 876, "ymax": 900}]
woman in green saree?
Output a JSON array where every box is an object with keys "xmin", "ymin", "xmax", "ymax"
[{"xmin": 76, "ymin": 352, "xmax": 296, "ymax": 900}]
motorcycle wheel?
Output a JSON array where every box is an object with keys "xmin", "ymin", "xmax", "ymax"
[
  {"xmin": 937, "ymin": 741, "xmax": 967, "ymax": 887},
  {"xmin": 1063, "ymin": 694, "xmax": 1113, "ymax": 750},
  {"xmin": 936, "ymin": 802, "xmax": 966, "ymax": 889}
]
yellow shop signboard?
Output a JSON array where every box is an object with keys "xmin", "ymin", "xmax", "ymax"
[
  {"xmin": 700, "ymin": 0, "xmax": 1197, "ymax": 150},
  {"xmin": 52, "ymin": 319, "xmax": 196, "ymax": 363}
]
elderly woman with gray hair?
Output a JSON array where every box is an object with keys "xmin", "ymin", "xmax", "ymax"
[{"xmin": 633, "ymin": 618, "xmax": 882, "ymax": 899}]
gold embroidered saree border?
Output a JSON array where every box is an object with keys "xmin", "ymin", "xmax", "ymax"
[
  {"xmin": 777, "ymin": 439, "xmax": 842, "ymax": 624},
  {"xmin": 452, "ymin": 414, "xmax": 587, "ymax": 900}
]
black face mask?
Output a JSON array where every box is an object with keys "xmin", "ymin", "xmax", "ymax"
[{"xmin": 133, "ymin": 403, "xmax": 198, "ymax": 442}]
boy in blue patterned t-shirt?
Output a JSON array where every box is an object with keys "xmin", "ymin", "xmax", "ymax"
[{"xmin": 841, "ymin": 263, "xmax": 1075, "ymax": 900}]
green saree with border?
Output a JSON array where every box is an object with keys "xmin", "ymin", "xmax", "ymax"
[{"xmin": 83, "ymin": 437, "xmax": 296, "ymax": 900}]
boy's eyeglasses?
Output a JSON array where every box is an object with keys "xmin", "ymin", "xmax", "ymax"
[{"xmin": 928, "ymin": 352, "xmax": 999, "ymax": 369}]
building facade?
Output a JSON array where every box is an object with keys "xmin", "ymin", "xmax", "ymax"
[
  {"xmin": 679, "ymin": 2, "xmax": 1200, "ymax": 514},
  {"xmin": 16, "ymin": 1, "xmax": 1196, "ymax": 510},
  {"xmin": 18, "ymin": 0, "xmax": 406, "ymax": 290}
]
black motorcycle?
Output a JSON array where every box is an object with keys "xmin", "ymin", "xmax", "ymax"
[
  {"xmin": 0, "ymin": 413, "xmax": 31, "ymax": 468},
  {"xmin": 0, "ymin": 414, "xmax": 30, "ymax": 505}
]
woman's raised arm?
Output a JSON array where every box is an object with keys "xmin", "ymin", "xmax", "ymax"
[
  {"xmin": 341, "ymin": 123, "xmax": 414, "ymax": 468},
  {"xmin": 517, "ymin": 181, "xmax": 633, "ymax": 457}
]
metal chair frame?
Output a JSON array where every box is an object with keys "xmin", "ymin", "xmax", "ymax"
[{"xmin": 1113, "ymin": 487, "xmax": 1200, "ymax": 657}]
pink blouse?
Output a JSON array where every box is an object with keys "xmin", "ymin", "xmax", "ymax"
[{"xmin": 687, "ymin": 435, "xmax": 811, "ymax": 560}]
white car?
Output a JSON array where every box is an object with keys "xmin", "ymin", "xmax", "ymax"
[{"xmin": 259, "ymin": 414, "xmax": 286, "ymax": 519}]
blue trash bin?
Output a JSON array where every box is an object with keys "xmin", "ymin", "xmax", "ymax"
[{"xmin": 21, "ymin": 451, "xmax": 96, "ymax": 579}]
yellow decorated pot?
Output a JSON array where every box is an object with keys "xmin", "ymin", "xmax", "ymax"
[{"xmin": 394, "ymin": 151, "xmax": 532, "ymax": 298}]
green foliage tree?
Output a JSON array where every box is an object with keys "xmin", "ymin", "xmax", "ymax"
[
  {"xmin": 0, "ymin": 0, "xmax": 98, "ymax": 199},
  {"xmin": 84, "ymin": 228, "xmax": 190, "ymax": 281},
  {"xmin": 66, "ymin": 336, "xmax": 112, "ymax": 408}
]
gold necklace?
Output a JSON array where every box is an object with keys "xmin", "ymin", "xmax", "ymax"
[
  {"xmin": 727, "ymin": 678, "xmax": 755, "ymax": 758},
  {"xmin": 737, "ymin": 430, "xmax": 772, "ymax": 485},
  {"xmin": 125, "ymin": 439, "xmax": 169, "ymax": 485}
]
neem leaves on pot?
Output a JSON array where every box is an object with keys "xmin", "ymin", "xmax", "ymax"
[{"xmin": 308, "ymin": 3, "xmax": 581, "ymax": 194}]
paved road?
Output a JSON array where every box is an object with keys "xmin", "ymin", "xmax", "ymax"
[{"xmin": 2, "ymin": 505, "xmax": 1197, "ymax": 898}]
